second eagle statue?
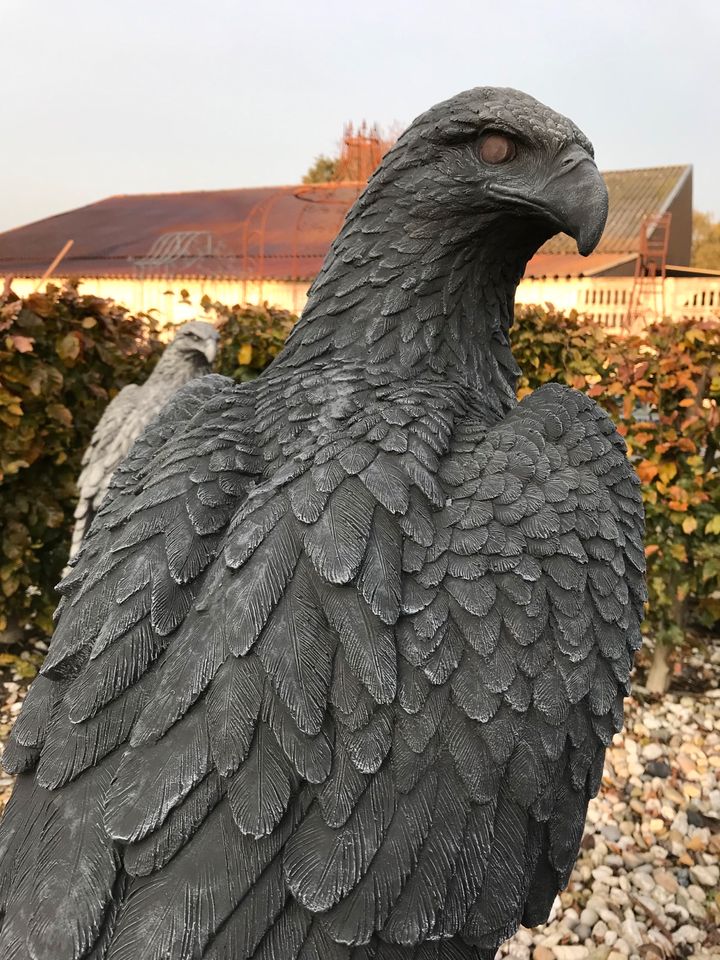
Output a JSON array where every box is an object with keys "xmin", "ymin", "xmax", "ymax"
[
  {"xmin": 0, "ymin": 87, "xmax": 645, "ymax": 960},
  {"xmin": 69, "ymin": 319, "xmax": 219, "ymax": 557}
]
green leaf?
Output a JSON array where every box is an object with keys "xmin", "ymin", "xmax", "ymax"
[
  {"xmin": 705, "ymin": 515, "xmax": 720, "ymax": 535},
  {"xmin": 56, "ymin": 332, "xmax": 81, "ymax": 362}
]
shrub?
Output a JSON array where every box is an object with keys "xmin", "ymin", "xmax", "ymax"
[
  {"xmin": 512, "ymin": 306, "xmax": 720, "ymax": 689},
  {"xmin": 0, "ymin": 289, "xmax": 297, "ymax": 650},
  {"xmin": 206, "ymin": 299, "xmax": 296, "ymax": 381},
  {"xmin": 0, "ymin": 284, "xmax": 163, "ymax": 639},
  {"xmin": 2, "ymin": 287, "xmax": 718, "ymax": 694},
  {"xmin": 609, "ymin": 319, "xmax": 720, "ymax": 643},
  {"xmin": 513, "ymin": 304, "xmax": 617, "ymax": 397}
]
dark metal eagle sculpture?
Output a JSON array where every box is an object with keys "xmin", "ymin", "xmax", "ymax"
[
  {"xmin": 0, "ymin": 88, "xmax": 645, "ymax": 960},
  {"xmin": 69, "ymin": 320, "xmax": 220, "ymax": 558}
]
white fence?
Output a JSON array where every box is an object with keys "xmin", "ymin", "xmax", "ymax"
[
  {"xmin": 516, "ymin": 277, "xmax": 720, "ymax": 333},
  {"xmin": 9, "ymin": 274, "xmax": 720, "ymax": 334}
]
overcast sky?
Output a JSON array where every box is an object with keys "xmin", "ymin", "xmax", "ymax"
[{"xmin": 2, "ymin": 0, "xmax": 718, "ymax": 233}]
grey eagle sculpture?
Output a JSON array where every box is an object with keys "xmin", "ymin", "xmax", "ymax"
[
  {"xmin": 0, "ymin": 88, "xmax": 645, "ymax": 960},
  {"xmin": 69, "ymin": 319, "xmax": 219, "ymax": 558}
]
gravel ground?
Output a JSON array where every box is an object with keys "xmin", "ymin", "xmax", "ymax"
[
  {"xmin": 501, "ymin": 642, "xmax": 720, "ymax": 960},
  {"xmin": 0, "ymin": 643, "xmax": 718, "ymax": 960}
]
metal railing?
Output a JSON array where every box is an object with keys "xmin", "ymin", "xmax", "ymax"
[{"xmin": 580, "ymin": 278, "xmax": 720, "ymax": 331}]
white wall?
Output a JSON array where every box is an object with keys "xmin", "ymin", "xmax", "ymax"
[
  {"xmin": 9, "ymin": 276, "xmax": 312, "ymax": 324},
  {"xmin": 9, "ymin": 274, "xmax": 720, "ymax": 336}
]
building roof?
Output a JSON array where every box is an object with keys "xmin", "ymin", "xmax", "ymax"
[
  {"xmin": 0, "ymin": 165, "xmax": 693, "ymax": 282},
  {"xmin": 0, "ymin": 184, "xmax": 362, "ymax": 282},
  {"xmin": 524, "ymin": 253, "xmax": 635, "ymax": 279}
]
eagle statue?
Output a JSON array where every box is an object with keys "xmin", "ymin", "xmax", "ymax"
[
  {"xmin": 0, "ymin": 87, "xmax": 645, "ymax": 960},
  {"xmin": 69, "ymin": 319, "xmax": 219, "ymax": 558}
]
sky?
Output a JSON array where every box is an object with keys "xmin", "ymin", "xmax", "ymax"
[{"xmin": 2, "ymin": 0, "xmax": 718, "ymax": 233}]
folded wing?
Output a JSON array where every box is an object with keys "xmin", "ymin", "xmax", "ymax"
[{"xmin": 0, "ymin": 377, "xmax": 644, "ymax": 960}]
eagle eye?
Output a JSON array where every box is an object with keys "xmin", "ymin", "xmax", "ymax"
[{"xmin": 477, "ymin": 132, "xmax": 517, "ymax": 165}]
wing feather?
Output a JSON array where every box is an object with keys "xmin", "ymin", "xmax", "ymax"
[
  {"xmin": 105, "ymin": 701, "xmax": 212, "ymax": 843},
  {"xmin": 0, "ymin": 371, "xmax": 643, "ymax": 960},
  {"xmin": 29, "ymin": 761, "xmax": 119, "ymax": 960}
]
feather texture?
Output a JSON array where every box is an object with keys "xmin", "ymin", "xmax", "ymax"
[{"xmin": 0, "ymin": 90, "xmax": 644, "ymax": 960}]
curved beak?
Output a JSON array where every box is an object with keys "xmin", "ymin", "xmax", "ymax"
[
  {"xmin": 204, "ymin": 339, "xmax": 218, "ymax": 364},
  {"xmin": 541, "ymin": 144, "xmax": 609, "ymax": 256}
]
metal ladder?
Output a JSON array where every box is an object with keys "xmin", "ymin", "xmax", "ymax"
[{"xmin": 624, "ymin": 212, "xmax": 672, "ymax": 333}]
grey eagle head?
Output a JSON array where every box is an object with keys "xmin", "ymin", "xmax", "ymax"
[
  {"xmin": 362, "ymin": 86, "xmax": 609, "ymax": 259},
  {"xmin": 169, "ymin": 320, "xmax": 220, "ymax": 365}
]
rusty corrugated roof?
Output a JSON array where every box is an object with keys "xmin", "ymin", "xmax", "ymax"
[
  {"xmin": 0, "ymin": 184, "xmax": 361, "ymax": 281},
  {"xmin": 0, "ymin": 166, "xmax": 692, "ymax": 282}
]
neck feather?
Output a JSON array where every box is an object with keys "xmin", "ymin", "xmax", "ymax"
[
  {"xmin": 279, "ymin": 183, "xmax": 550, "ymax": 417},
  {"xmin": 150, "ymin": 348, "xmax": 209, "ymax": 387}
]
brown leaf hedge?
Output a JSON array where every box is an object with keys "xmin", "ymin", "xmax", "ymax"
[{"xmin": 1, "ymin": 286, "xmax": 718, "ymax": 657}]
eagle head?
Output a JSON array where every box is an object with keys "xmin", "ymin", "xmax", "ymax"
[
  {"xmin": 171, "ymin": 320, "xmax": 220, "ymax": 364},
  {"xmin": 371, "ymin": 86, "xmax": 608, "ymax": 259}
]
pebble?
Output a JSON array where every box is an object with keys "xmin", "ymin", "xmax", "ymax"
[
  {"xmin": 630, "ymin": 872, "xmax": 654, "ymax": 893},
  {"xmin": 552, "ymin": 948, "xmax": 589, "ymax": 960},
  {"xmin": 574, "ymin": 924, "xmax": 592, "ymax": 942},
  {"xmin": 533, "ymin": 949, "xmax": 554, "ymax": 960},
  {"xmin": 644, "ymin": 759, "xmax": 671, "ymax": 778},
  {"xmin": 654, "ymin": 869, "xmax": 678, "ymax": 894},
  {"xmin": 687, "ymin": 899, "xmax": 707, "ymax": 921},
  {"xmin": 688, "ymin": 808, "xmax": 713, "ymax": 828},
  {"xmin": 672, "ymin": 923, "xmax": 704, "ymax": 945},
  {"xmin": 619, "ymin": 915, "xmax": 642, "ymax": 949},
  {"xmin": 609, "ymin": 888, "xmax": 629, "ymax": 908},
  {"xmin": 687, "ymin": 883, "xmax": 706, "ymax": 902},
  {"xmin": 690, "ymin": 863, "xmax": 719, "ymax": 887},
  {"xmin": 497, "ymin": 647, "xmax": 720, "ymax": 960}
]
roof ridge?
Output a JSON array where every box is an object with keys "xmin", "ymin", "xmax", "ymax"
[
  {"xmin": 100, "ymin": 182, "xmax": 362, "ymax": 202},
  {"xmin": 102, "ymin": 185, "xmax": 289, "ymax": 200},
  {"xmin": 602, "ymin": 163, "xmax": 691, "ymax": 176},
  {"xmin": 97, "ymin": 167, "xmax": 692, "ymax": 201}
]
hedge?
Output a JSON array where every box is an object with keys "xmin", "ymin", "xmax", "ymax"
[
  {"xmin": 512, "ymin": 305, "xmax": 720, "ymax": 650},
  {"xmin": 1, "ymin": 286, "xmax": 718, "ymax": 674},
  {"xmin": 208, "ymin": 297, "xmax": 295, "ymax": 380},
  {"xmin": 0, "ymin": 286, "xmax": 294, "ymax": 645},
  {"xmin": 0, "ymin": 285, "xmax": 164, "ymax": 644}
]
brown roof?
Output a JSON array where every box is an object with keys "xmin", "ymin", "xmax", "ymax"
[
  {"xmin": 0, "ymin": 184, "xmax": 362, "ymax": 281},
  {"xmin": 523, "ymin": 253, "xmax": 635, "ymax": 279},
  {"xmin": 0, "ymin": 166, "xmax": 692, "ymax": 282}
]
